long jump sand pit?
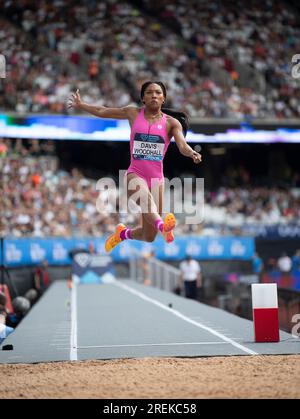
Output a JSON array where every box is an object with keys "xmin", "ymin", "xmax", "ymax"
[{"xmin": 0, "ymin": 355, "xmax": 299, "ymax": 399}]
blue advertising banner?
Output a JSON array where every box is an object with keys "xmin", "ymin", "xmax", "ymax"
[
  {"xmin": 3, "ymin": 236, "xmax": 255, "ymax": 267},
  {"xmin": 72, "ymin": 253, "xmax": 115, "ymax": 284},
  {"xmin": 243, "ymin": 224, "xmax": 300, "ymax": 240},
  {"xmin": 110, "ymin": 236, "xmax": 255, "ymax": 262},
  {"xmin": 1, "ymin": 114, "xmax": 300, "ymax": 143},
  {"xmin": 3, "ymin": 237, "xmax": 106, "ymax": 267}
]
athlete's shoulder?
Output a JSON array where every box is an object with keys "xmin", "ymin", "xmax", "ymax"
[
  {"xmin": 123, "ymin": 106, "xmax": 140, "ymax": 124},
  {"xmin": 165, "ymin": 115, "xmax": 182, "ymax": 133},
  {"xmin": 165, "ymin": 114, "xmax": 180, "ymax": 125},
  {"xmin": 123, "ymin": 105, "xmax": 140, "ymax": 116}
]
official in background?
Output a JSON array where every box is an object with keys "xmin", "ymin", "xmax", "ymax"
[
  {"xmin": 33, "ymin": 259, "xmax": 51, "ymax": 297},
  {"xmin": 179, "ymin": 255, "xmax": 202, "ymax": 300}
]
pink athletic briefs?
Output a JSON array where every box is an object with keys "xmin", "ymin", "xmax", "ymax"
[{"xmin": 126, "ymin": 108, "xmax": 171, "ymax": 188}]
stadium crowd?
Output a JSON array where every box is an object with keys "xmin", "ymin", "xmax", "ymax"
[
  {"xmin": 139, "ymin": 0, "xmax": 300, "ymax": 118},
  {"xmin": 1, "ymin": 138, "xmax": 300, "ymax": 238},
  {"xmin": 1, "ymin": 0, "xmax": 300, "ymax": 118},
  {"xmin": 0, "ymin": 138, "xmax": 123, "ymax": 237}
]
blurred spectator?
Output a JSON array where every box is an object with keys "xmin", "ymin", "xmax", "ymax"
[
  {"xmin": 0, "ymin": 292, "xmax": 14, "ymax": 344},
  {"xmin": 0, "ymin": 321, "xmax": 14, "ymax": 345},
  {"xmin": 31, "ymin": 173, "xmax": 41, "ymax": 187},
  {"xmin": 0, "ymin": 292, "xmax": 7, "ymax": 313},
  {"xmin": 88, "ymin": 59, "xmax": 99, "ymax": 81},
  {"xmin": 141, "ymin": 249, "xmax": 156, "ymax": 286},
  {"xmin": 24, "ymin": 288, "xmax": 39, "ymax": 306},
  {"xmin": 277, "ymin": 252, "xmax": 292, "ymax": 273},
  {"xmin": 252, "ymin": 252, "xmax": 264, "ymax": 274},
  {"xmin": 6, "ymin": 296, "xmax": 31, "ymax": 328},
  {"xmin": 179, "ymin": 255, "xmax": 202, "ymax": 300},
  {"xmin": 0, "ymin": 142, "xmax": 8, "ymax": 158},
  {"xmin": 291, "ymin": 249, "xmax": 300, "ymax": 272},
  {"xmin": 69, "ymin": 241, "xmax": 99, "ymax": 260},
  {"xmin": 265, "ymin": 257, "xmax": 278, "ymax": 274},
  {"xmin": 33, "ymin": 260, "xmax": 51, "ymax": 297},
  {"xmin": 88, "ymin": 242, "xmax": 97, "ymax": 255}
]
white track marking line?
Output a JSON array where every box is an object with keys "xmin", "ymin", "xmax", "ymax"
[
  {"xmin": 70, "ymin": 282, "xmax": 78, "ymax": 361},
  {"xmin": 77, "ymin": 342, "xmax": 234, "ymax": 349},
  {"xmin": 114, "ymin": 281, "xmax": 258, "ymax": 356}
]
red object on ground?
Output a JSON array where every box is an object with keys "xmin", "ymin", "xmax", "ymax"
[
  {"xmin": 251, "ymin": 283, "xmax": 280, "ymax": 343},
  {"xmin": 253, "ymin": 308, "xmax": 280, "ymax": 342}
]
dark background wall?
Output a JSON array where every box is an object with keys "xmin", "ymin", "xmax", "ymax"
[{"xmin": 55, "ymin": 141, "xmax": 300, "ymax": 189}]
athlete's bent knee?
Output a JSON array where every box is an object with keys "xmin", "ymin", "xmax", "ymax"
[{"xmin": 144, "ymin": 232, "xmax": 157, "ymax": 243}]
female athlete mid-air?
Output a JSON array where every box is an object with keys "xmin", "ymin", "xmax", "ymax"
[{"xmin": 68, "ymin": 81, "xmax": 202, "ymax": 252}]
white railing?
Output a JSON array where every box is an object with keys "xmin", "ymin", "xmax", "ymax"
[{"xmin": 129, "ymin": 249, "xmax": 181, "ymax": 293}]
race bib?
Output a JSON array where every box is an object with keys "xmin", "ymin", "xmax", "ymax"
[{"xmin": 132, "ymin": 133, "xmax": 165, "ymax": 161}]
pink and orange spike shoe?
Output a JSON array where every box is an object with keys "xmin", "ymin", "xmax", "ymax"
[
  {"xmin": 162, "ymin": 213, "xmax": 176, "ymax": 243},
  {"xmin": 105, "ymin": 223, "xmax": 127, "ymax": 253}
]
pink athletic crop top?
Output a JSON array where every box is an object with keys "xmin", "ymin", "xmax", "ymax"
[{"xmin": 127, "ymin": 108, "xmax": 171, "ymax": 182}]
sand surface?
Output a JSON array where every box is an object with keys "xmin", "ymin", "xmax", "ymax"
[{"xmin": 0, "ymin": 355, "xmax": 299, "ymax": 399}]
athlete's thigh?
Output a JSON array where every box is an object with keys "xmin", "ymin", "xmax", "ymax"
[
  {"xmin": 126, "ymin": 173, "xmax": 164, "ymax": 235},
  {"xmin": 126, "ymin": 172, "xmax": 149, "ymax": 205},
  {"xmin": 148, "ymin": 181, "xmax": 164, "ymax": 217},
  {"xmin": 126, "ymin": 172, "xmax": 149, "ymax": 227},
  {"xmin": 142, "ymin": 181, "xmax": 164, "ymax": 235}
]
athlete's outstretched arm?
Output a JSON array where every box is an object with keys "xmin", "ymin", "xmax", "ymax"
[
  {"xmin": 172, "ymin": 119, "xmax": 202, "ymax": 164},
  {"xmin": 67, "ymin": 89, "xmax": 137, "ymax": 120}
]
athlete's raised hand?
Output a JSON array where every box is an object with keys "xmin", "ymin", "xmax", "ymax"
[
  {"xmin": 67, "ymin": 89, "xmax": 82, "ymax": 110},
  {"xmin": 192, "ymin": 150, "xmax": 202, "ymax": 164}
]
